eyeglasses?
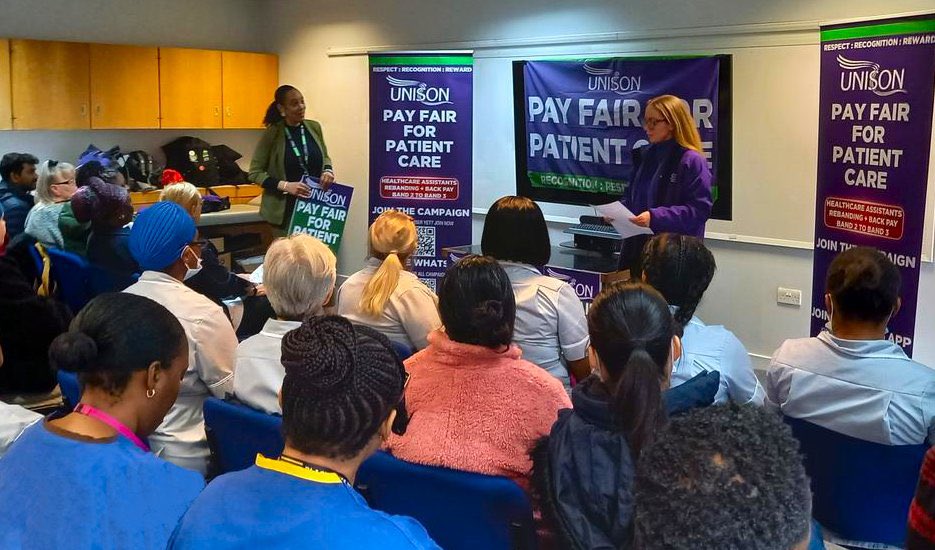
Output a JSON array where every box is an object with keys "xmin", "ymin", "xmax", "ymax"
[
  {"xmin": 642, "ymin": 117, "xmax": 668, "ymax": 128},
  {"xmin": 50, "ymin": 178, "xmax": 76, "ymax": 186},
  {"xmin": 188, "ymin": 239, "xmax": 208, "ymax": 249}
]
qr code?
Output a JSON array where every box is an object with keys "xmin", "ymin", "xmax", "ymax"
[
  {"xmin": 420, "ymin": 277, "xmax": 437, "ymax": 293},
  {"xmin": 415, "ymin": 226, "xmax": 436, "ymax": 257}
]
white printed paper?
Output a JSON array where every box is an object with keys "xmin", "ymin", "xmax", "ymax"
[{"xmin": 592, "ymin": 201, "xmax": 654, "ymax": 239}]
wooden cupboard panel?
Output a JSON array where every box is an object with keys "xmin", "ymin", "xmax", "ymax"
[
  {"xmin": 222, "ymin": 51, "xmax": 278, "ymax": 129},
  {"xmin": 159, "ymin": 47, "xmax": 222, "ymax": 129},
  {"xmin": 11, "ymin": 40, "xmax": 90, "ymax": 129},
  {"xmin": 90, "ymin": 44, "xmax": 159, "ymax": 129},
  {"xmin": 0, "ymin": 40, "xmax": 11, "ymax": 130}
]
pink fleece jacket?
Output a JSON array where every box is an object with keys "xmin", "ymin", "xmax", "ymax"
[{"xmin": 386, "ymin": 329, "xmax": 571, "ymax": 490}]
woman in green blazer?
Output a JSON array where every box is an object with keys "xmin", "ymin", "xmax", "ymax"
[{"xmin": 249, "ymin": 85, "xmax": 336, "ymax": 229}]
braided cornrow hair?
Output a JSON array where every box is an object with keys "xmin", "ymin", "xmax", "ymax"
[
  {"xmin": 280, "ymin": 315, "xmax": 406, "ymax": 459},
  {"xmin": 641, "ymin": 234, "xmax": 716, "ymax": 329}
]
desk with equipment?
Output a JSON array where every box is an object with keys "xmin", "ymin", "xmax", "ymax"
[{"xmin": 446, "ymin": 228, "xmax": 627, "ymax": 305}]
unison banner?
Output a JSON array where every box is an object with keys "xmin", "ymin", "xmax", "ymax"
[
  {"xmin": 811, "ymin": 15, "xmax": 935, "ymax": 356},
  {"xmin": 522, "ymin": 57, "xmax": 725, "ymax": 210},
  {"xmin": 369, "ymin": 53, "xmax": 473, "ymax": 292}
]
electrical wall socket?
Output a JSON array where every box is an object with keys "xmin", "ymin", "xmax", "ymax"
[{"xmin": 777, "ymin": 287, "xmax": 802, "ymax": 307}]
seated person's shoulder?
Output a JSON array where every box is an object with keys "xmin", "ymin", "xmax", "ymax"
[{"xmin": 359, "ymin": 508, "xmax": 439, "ymax": 549}]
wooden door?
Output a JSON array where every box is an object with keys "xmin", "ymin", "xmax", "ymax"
[
  {"xmin": 90, "ymin": 44, "xmax": 160, "ymax": 129},
  {"xmin": 159, "ymin": 48, "xmax": 222, "ymax": 129},
  {"xmin": 11, "ymin": 40, "xmax": 90, "ymax": 129},
  {"xmin": 222, "ymin": 51, "xmax": 278, "ymax": 129},
  {"xmin": 0, "ymin": 40, "xmax": 11, "ymax": 130}
]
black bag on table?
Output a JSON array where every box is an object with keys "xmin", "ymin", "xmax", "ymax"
[
  {"xmin": 211, "ymin": 144, "xmax": 249, "ymax": 184},
  {"xmin": 161, "ymin": 136, "xmax": 220, "ymax": 188}
]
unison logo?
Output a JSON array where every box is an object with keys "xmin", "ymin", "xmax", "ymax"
[
  {"xmin": 387, "ymin": 76, "xmax": 453, "ymax": 106},
  {"xmin": 837, "ymin": 55, "xmax": 906, "ymax": 97},
  {"xmin": 584, "ymin": 64, "xmax": 641, "ymax": 96}
]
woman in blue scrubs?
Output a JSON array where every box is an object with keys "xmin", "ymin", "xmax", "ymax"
[{"xmin": 0, "ymin": 293, "xmax": 204, "ymax": 549}]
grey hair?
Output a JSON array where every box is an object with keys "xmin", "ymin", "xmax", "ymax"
[
  {"xmin": 36, "ymin": 160, "xmax": 75, "ymax": 204},
  {"xmin": 264, "ymin": 234, "xmax": 337, "ymax": 320}
]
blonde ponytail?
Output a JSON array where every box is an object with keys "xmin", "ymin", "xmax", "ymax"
[{"xmin": 359, "ymin": 210, "xmax": 417, "ymax": 317}]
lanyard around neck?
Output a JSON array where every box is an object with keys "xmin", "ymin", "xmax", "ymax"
[
  {"xmin": 284, "ymin": 124, "xmax": 311, "ymax": 176},
  {"xmin": 254, "ymin": 453, "xmax": 346, "ymax": 484},
  {"xmin": 73, "ymin": 403, "xmax": 151, "ymax": 453}
]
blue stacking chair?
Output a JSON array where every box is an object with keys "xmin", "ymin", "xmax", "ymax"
[
  {"xmin": 43, "ymin": 247, "xmax": 94, "ymax": 313},
  {"xmin": 57, "ymin": 370, "xmax": 81, "ymax": 409},
  {"xmin": 785, "ymin": 416, "xmax": 927, "ymax": 548},
  {"xmin": 390, "ymin": 341, "xmax": 414, "ymax": 361},
  {"xmin": 203, "ymin": 397, "xmax": 284, "ymax": 475},
  {"xmin": 356, "ymin": 451, "xmax": 537, "ymax": 550}
]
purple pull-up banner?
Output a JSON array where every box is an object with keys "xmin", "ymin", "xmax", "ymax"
[
  {"xmin": 811, "ymin": 15, "xmax": 935, "ymax": 356},
  {"xmin": 369, "ymin": 52, "xmax": 474, "ymax": 292}
]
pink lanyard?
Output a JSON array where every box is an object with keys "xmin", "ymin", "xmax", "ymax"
[{"xmin": 73, "ymin": 403, "xmax": 151, "ymax": 453}]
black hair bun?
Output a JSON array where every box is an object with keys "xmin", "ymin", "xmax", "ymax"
[
  {"xmin": 49, "ymin": 331, "xmax": 99, "ymax": 373},
  {"xmin": 471, "ymin": 299, "xmax": 504, "ymax": 326},
  {"xmin": 281, "ymin": 316, "xmax": 355, "ymax": 397}
]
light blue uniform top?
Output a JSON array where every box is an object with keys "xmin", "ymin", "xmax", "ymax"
[
  {"xmin": 170, "ymin": 454, "xmax": 440, "ymax": 549},
  {"xmin": 766, "ymin": 331, "xmax": 935, "ymax": 445},
  {"xmin": 672, "ymin": 315, "xmax": 765, "ymax": 405},
  {"xmin": 0, "ymin": 421, "xmax": 204, "ymax": 550}
]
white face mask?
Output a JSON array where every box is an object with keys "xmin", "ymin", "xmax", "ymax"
[{"xmin": 183, "ymin": 246, "xmax": 204, "ymax": 281}]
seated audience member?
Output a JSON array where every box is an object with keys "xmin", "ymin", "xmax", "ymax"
[
  {"xmin": 641, "ymin": 233, "xmax": 764, "ymax": 405},
  {"xmin": 0, "ymin": 152, "xmax": 39, "ymax": 241},
  {"xmin": 909, "ymin": 447, "xmax": 935, "ymax": 549},
  {"xmin": 481, "ymin": 196, "xmax": 589, "ymax": 386},
  {"xmin": 0, "ymin": 345, "xmax": 41, "ymax": 457},
  {"xmin": 633, "ymin": 405, "xmax": 812, "ymax": 550},
  {"xmin": 767, "ymin": 246, "xmax": 935, "ymax": 445},
  {"xmin": 533, "ymin": 281, "xmax": 689, "ymax": 548},
  {"xmin": 387, "ymin": 255, "xmax": 570, "ymax": 491},
  {"xmin": 234, "ymin": 234, "xmax": 336, "ymax": 414},
  {"xmin": 124, "ymin": 201, "xmax": 237, "ymax": 474},
  {"xmin": 0, "ymin": 212, "xmax": 71, "ymax": 398},
  {"xmin": 24, "ymin": 160, "xmax": 77, "ymax": 249},
  {"xmin": 170, "ymin": 316, "xmax": 438, "ymax": 549},
  {"xmin": 72, "ymin": 176, "xmax": 138, "ymax": 290},
  {"xmin": 0, "ymin": 293, "xmax": 204, "ymax": 548},
  {"xmin": 337, "ymin": 209, "xmax": 441, "ymax": 351},
  {"xmin": 160, "ymin": 182, "xmax": 273, "ymax": 337}
]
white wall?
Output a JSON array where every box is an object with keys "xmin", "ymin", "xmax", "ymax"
[
  {"xmin": 0, "ymin": 0, "xmax": 270, "ymax": 171},
  {"xmin": 264, "ymin": 0, "xmax": 935, "ymax": 369}
]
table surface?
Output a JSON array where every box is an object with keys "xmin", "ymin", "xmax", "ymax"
[
  {"xmin": 446, "ymin": 244, "xmax": 619, "ymax": 274},
  {"xmin": 198, "ymin": 204, "xmax": 264, "ymax": 227}
]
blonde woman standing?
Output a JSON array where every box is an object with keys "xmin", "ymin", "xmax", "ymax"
[
  {"xmin": 618, "ymin": 94, "xmax": 713, "ymax": 273},
  {"xmin": 336, "ymin": 210, "xmax": 441, "ymax": 351}
]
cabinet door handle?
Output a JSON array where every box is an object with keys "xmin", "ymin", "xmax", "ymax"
[
  {"xmin": 226, "ymin": 106, "xmax": 231, "ymax": 117},
  {"xmin": 215, "ymin": 106, "xmax": 220, "ymax": 116},
  {"xmin": 80, "ymin": 104, "xmax": 87, "ymax": 116},
  {"xmin": 95, "ymin": 105, "xmax": 101, "ymax": 115}
]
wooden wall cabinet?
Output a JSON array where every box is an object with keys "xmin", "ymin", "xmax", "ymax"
[
  {"xmin": 222, "ymin": 51, "xmax": 278, "ymax": 129},
  {"xmin": 90, "ymin": 44, "xmax": 160, "ymax": 129},
  {"xmin": 159, "ymin": 47, "xmax": 223, "ymax": 129},
  {"xmin": 0, "ymin": 40, "xmax": 11, "ymax": 130},
  {"xmin": 11, "ymin": 40, "xmax": 90, "ymax": 129}
]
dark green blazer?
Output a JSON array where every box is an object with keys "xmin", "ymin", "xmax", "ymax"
[{"xmin": 249, "ymin": 119, "xmax": 332, "ymax": 226}]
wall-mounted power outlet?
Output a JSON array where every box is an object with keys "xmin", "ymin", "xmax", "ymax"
[{"xmin": 777, "ymin": 287, "xmax": 802, "ymax": 307}]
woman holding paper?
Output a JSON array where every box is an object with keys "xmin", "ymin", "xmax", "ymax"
[
  {"xmin": 617, "ymin": 94, "xmax": 713, "ymax": 273},
  {"xmin": 249, "ymin": 85, "xmax": 336, "ymax": 232}
]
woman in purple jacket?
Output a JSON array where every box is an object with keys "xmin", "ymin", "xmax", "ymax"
[{"xmin": 618, "ymin": 95, "xmax": 713, "ymax": 273}]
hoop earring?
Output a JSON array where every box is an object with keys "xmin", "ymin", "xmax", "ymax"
[{"xmin": 146, "ymin": 388, "xmax": 156, "ymax": 399}]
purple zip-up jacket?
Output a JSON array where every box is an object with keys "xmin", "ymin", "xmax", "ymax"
[{"xmin": 625, "ymin": 139, "xmax": 713, "ymax": 236}]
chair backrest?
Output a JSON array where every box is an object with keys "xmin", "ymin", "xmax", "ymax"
[
  {"xmin": 356, "ymin": 451, "xmax": 537, "ymax": 550},
  {"xmin": 57, "ymin": 370, "xmax": 81, "ymax": 409},
  {"xmin": 390, "ymin": 340, "xmax": 414, "ymax": 362},
  {"xmin": 785, "ymin": 416, "xmax": 927, "ymax": 547},
  {"xmin": 203, "ymin": 397, "xmax": 284, "ymax": 475},
  {"xmin": 44, "ymin": 247, "xmax": 93, "ymax": 312}
]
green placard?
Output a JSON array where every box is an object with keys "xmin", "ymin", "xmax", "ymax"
[{"xmin": 288, "ymin": 181, "xmax": 354, "ymax": 254}]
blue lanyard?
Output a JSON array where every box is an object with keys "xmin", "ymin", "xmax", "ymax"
[{"xmin": 284, "ymin": 124, "xmax": 310, "ymax": 176}]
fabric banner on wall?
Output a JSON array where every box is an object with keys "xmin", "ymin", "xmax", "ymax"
[
  {"xmin": 811, "ymin": 14, "xmax": 935, "ymax": 356},
  {"xmin": 369, "ymin": 52, "xmax": 474, "ymax": 292},
  {"xmin": 522, "ymin": 56, "xmax": 729, "ymax": 218}
]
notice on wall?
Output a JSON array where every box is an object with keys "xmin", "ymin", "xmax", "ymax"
[
  {"xmin": 369, "ymin": 52, "xmax": 473, "ymax": 292},
  {"xmin": 288, "ymin": 179, "xmax": 354, "ymax": 255},
  {"xmin": 811, "ymin": 15, "xmax": 935, "ymax": 356}
]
